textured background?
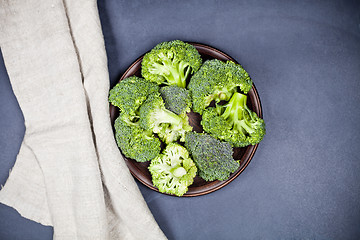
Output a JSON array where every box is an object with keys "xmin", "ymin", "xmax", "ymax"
[{"xmin": 1, "ymin": 0, "xmax": 360, "ymax": 239}]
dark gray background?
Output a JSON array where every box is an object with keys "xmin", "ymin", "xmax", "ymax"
[{"xmin": 1, "ymin": 0, "xmax": 360, "ymax": 239}]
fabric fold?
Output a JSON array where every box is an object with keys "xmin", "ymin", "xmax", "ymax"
[
  {"xmin": 0, "ymin": 0, "xmax": 166, "ymax": 239},
  {"xmin": 0, "ymin": 140, "xmax": 52, "ymax": 226}
]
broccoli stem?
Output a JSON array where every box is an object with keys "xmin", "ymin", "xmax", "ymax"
[
  {"xmin": 210, "ymin": 87, "xmax": 236, "ymax": 110},
  {"xmin": 238, "ymin": 119, "xmax": 255, "ymax": 134},
  {"xmin": 150, "ymin": 55, "xmax": 188, "ymax": 87},
  {"xmin": 178, "ymin": 61, "xmax": 191, "ymax": 87},
  {"xmin": 121, "ymin": 115, "xmax": 156, "ymax": 138},
  {"xmin": 171, "ymin": 166, "xmax": 187, "ymax": 178},
  {"xmin": 121, "ymin": 115, "xmax": 140, "ymax": 126},
  {"xmin": 219, "ymin": 92, "xmax": 255, "ymax": 135},
  {"xmin": 220, "ymin": 92, "xmax": 244, "ymax": 120},
  {"xmin": 167, "ymin": 63, "xmax": 184, "ymax": 87},
  {"xmin": 154, "ymin": 108, "xmax": 183, "ymax": 126}
]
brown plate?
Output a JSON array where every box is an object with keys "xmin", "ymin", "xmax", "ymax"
[{"xmin": 109, "ymin": 42, "xmax": 263, "ymax": 197}]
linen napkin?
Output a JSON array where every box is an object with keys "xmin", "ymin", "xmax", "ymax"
[{"xmin": 0, "ymin": 0, "xmax": 166, "ymax": 239}]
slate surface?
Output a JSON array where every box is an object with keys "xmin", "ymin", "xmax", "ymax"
[{"xmin": 1, "ymin": 0, "xmax": 360, "ymax": 239}]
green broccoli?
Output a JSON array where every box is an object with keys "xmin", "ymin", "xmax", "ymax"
[
  {"xmin": 141, "ymin": 40, "xmax": 202, "ymax": 88},
  {"xmin": 109, "ymin": 76, "xmax": 159, "ymax": 115},
  {"xmin": 201, "ymin": 92, "xmax": 266, "ymax": 147},
  {"xmin": 184, "ymin": 132, "xmax": 239, "ymax": 181},
  {"xmin": 159, "ymin": 85, "xmax": 191, "ymax": 115},
  {"xmin": 188, "ymin": 59, "xmax": 252, "ymax": 114},
  {"xmin": 114, "ymin": 112, "xmax": 161, "ymax": 162},
  {"xmin": 149, "ymin": 143, "xmax": 197, "ymax": 196},
  {"xmin": 139, "ymin": 92, "xmax": 192, "ymax": 144}
]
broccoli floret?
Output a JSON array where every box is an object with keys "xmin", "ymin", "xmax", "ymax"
[
  {"xmin": 109, "ymin": 76, "xmax": 159, "ymax": 115},
  {"xmin": 188, "ymin": 59, "xmax": 252, "ymax": 114},
  {"xmin": 159, "ymin": 85, "xmax": 191, "ymax": 115},
  {"xmin": 114, "ymin": 112, "xmax": 161, "ymax": 162},
  {"xmin": 149, "ymin": 143, "xmax": 197, "ymax": 196},
  {"xmin": 139, "ymin": 92, "xmax": 192, "ymax": 144},
  {"xmin": 141, "ymin": 40, "xmax": 202, "ymax": 88},
  {"xmin": 184, "ymin": 132, "xmax": 239, "ymax": 181},
  {"xmin": 201, "ymin": 92, "xmax": 265, "ymax": 147}
]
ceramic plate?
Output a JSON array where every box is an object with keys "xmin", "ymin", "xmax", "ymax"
[{"xmin": 109, "ymin": 42, "xmax": 263, "ymax": 197}]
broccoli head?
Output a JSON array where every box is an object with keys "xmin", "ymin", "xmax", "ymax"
[
  {"xmin": 184, "ymin": 132, "xmax": 239, "ymax": 181},
  {"xmin": 188, "ymin": 59, "xmax": 252, "ymax": 114},
  {"xmin": 159, "ymin": 85, "xmax": 191, "ymax": 115},
  {"xmin": 114, "ymin": 113, "xmax": 161, "ymax": 162},
  {"xmin": 139, "ymin": 92, "xmax": 192, "ymax": 144},
  {"xmin": 141, "ymin": 40, "xmax": 202, "ymax": 88},
  {"xmin": 201, "ymin": 92, "xmax": 265, "ymax": 147},
  {"xmin": 149, "ymin": 143, "xmax": 197, "ymax": 196},
  {"xmin": 109, "ymin": 76, "xmax": 159, "ymax": 115}
]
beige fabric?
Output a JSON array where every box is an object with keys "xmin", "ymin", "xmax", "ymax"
[{"xmin": 0, "ymin": 0, "xmax": 167, "ymax": 239}]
